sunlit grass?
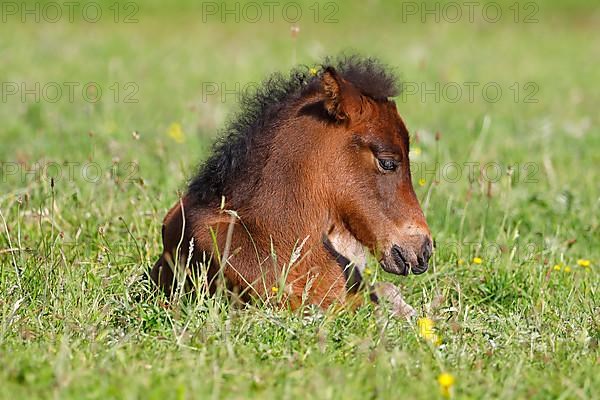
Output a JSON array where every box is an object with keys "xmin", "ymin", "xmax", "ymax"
[{"xmin": 0, "ymin": 2, "xmax": 599, "ymax": 399}]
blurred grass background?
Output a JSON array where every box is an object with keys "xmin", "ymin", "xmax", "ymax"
[{"xmin": 0, "ymin": 1, "xmax": 598, "ymax": 399}]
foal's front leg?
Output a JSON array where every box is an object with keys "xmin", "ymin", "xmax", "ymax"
[{"xmin": 372, "ymin": 282, "xmax": 416, "ymax": 319}]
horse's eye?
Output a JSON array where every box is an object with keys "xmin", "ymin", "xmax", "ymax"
[{"xmin": 377, "ymin": 158, "xmax": 398, "ymax": 172}]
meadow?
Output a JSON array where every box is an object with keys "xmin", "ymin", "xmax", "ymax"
[{"xmin": 0, "ymin": 0, "xmax": 598, "ymax": 398}]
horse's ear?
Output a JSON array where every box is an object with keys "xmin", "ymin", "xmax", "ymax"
[{"xmin": 321, "ymin": 67, "xmax": 362, "ymax": 121}]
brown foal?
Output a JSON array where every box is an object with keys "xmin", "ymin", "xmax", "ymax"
[{"xmin": 150, "ymin": 56, "xmax": 432, "ymax": 311}]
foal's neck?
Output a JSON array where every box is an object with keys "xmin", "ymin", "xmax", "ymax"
[{"xmin": 233, "ymin": 103, "xmax": 330, "ymax": 245}]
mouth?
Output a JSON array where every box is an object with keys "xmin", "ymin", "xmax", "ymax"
[
  {"xmin": 326, "ymin": 226, "xmax": 429, "ymax": 278},
  {"xmin": 382, "ymin": 245, "xmax": 409, "ymax": 276},
  {"xmin": 382, "ymin": 245, "xmax": 428, "ymax": 276}
]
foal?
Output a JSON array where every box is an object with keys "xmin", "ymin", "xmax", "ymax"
[{"xmin": 150, "ymin": 56, "xmax": 432, "ymax": 311}]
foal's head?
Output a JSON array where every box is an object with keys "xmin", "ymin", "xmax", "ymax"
[
  {"xmin": 316, "ymin": 66, "xmax": 432, "ymax": 275},
  {"xmin": 188, "ymin": 56, "xmax": 432, "ymax": 277}
]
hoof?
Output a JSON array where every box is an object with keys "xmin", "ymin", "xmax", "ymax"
[{"xmin": 373, "ymin": 282, "xmax": 416, "ymax": 320}]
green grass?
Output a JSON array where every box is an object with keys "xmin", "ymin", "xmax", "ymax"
[{"xmin": 1, "ymin": 1, "xmax": 598, "ymax": 399}]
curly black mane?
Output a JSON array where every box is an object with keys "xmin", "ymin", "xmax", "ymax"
[{"xmin": 188, "ymin": 55, "xmax": 400, "ymax": 204}]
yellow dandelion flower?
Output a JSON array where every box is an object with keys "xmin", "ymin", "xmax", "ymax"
[
  {"xmin": 437, "ymin": 373, "xmax": 455, "ymax": 398},
  {"xmin": 473, "ymin": 257, "xmax": 482, "ymax": 265},
  {"xmin": 577, "ymin": 259, "xmax": 591, "ymax": 268},
  {"xmin": 309, "ymin": 67, "xmax": 318, "ymax": 76},
  {"xmin": 271, "ymin": 286, "xmax": 279, "ymax": 294},
  {"xmin": 564, "ymin": 266, "xmax": 571, "ymax": 273},
  {"xmin": 364, "ymin": 267, "xmax": 372, "ymax": 276},
  {"xmin": 418, "ymin": 317, "xmax": 434, "ymax": 337},
  {"xmin": 167, "ymin": 122, "xmax": 185, "ymax": 143},
  {"xmin": 457, "ymin": 258, "xmax": 464, "ymax": 266},
  {"xmin": 418, "ymin": 317, "xmax": 441, "ymax": 345},
  {"xmin": 418, "ymin": 178, "xmax": 426, "ymax": 187},
  {"xmin": 412, "ymin": 147, "xmax": 422, "ymax": 156},
  {"xmin": 553, "ymin": 264, "xmax": 561, "ymax": 271}
]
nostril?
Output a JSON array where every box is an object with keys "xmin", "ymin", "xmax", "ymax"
[
  {"xmin": 391, "ymin": 244, "xmax": 409, "ymax": 276},
  {"xmin": 419, "ymin": 238, "xmax": 433, "ymax": 263},
  {"xmin": 410, "ymin": 240, "xmax": 431, "ymax": 275},
  {"xmin": 392, "ymin": 245, "xmax": 407, "ymax": 264}
]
